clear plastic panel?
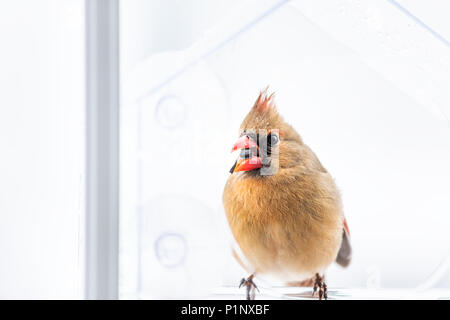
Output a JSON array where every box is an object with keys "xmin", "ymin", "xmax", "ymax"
[{"xmin": 120, "ymin": 0, "xmax": 450, "ymax": 298}]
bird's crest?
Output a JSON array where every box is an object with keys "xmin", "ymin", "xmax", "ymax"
[{"xmin": 253, "ymin": 86, "xmax": 276, "ymax": 113}]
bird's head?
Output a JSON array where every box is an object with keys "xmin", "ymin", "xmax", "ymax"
[{"xmin": 230, "ymin": 88, "xmax": 303, "ymax": 176}]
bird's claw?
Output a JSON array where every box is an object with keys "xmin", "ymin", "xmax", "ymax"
[
  {"xmin": 239, "ymin": 278, "xmax": 259, "ymax": 292},
  {"xmin": 239, "ymin": 275, "xmax": 258, "ymax": 300},
  {"xmin": 312, "ymin": 273, "xmax": 328, "ymax": 300}
]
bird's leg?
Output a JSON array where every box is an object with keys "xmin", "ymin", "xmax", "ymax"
[
  {"xmin": 312, "ymin": 273, "xmax": 327, "ymax": 300},
  {"xmin": 313, "ymin": 275, "xmax": 318, "ymax": 296},
  {"xmin": 239, "ymin": 274, "xmax": 258, "ymax": 300}
]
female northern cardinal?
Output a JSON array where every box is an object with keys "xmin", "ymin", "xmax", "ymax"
[{"xmin": 223, "ymin": 88, "xmax": 351, "ymax": 300}]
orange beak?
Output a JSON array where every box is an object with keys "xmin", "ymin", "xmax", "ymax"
[{"xmin": 231, "ymin": 135, "xmax": 263, "ymax": 173}]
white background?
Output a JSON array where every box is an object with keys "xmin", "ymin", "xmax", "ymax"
[
  {"xmin": 0, "ymin": 0, "xmax": 449, "ymax": 299},
  {"xmin": 119, "ymin": 0, "xmax": 450, "ymax": 298},
  {"xmin": 0, "ymin": 1, "xmax": 84, "ymax": 298}
]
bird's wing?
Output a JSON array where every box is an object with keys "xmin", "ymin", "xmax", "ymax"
[{"xmin": 335, "ymin": 218, "xmax": 352, "ymax": 267}]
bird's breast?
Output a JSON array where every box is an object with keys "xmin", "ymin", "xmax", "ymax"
[{"xmin": 223, "ymin": 173, "xmax": 343, "ymax": 281}]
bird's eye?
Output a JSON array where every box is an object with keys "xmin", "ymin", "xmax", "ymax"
[{"xmin": 269, "ymin": 133, "xmax": 279, "ymax": 145}]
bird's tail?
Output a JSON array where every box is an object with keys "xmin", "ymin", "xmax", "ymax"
[{"xmin": 336, "ymin": 230, "xmax": 352, "ymax": 267}]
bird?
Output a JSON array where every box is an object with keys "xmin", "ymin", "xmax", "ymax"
[{"xmin": 222, "ymin": 88, "xmax": 351, "ymax": 300}]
